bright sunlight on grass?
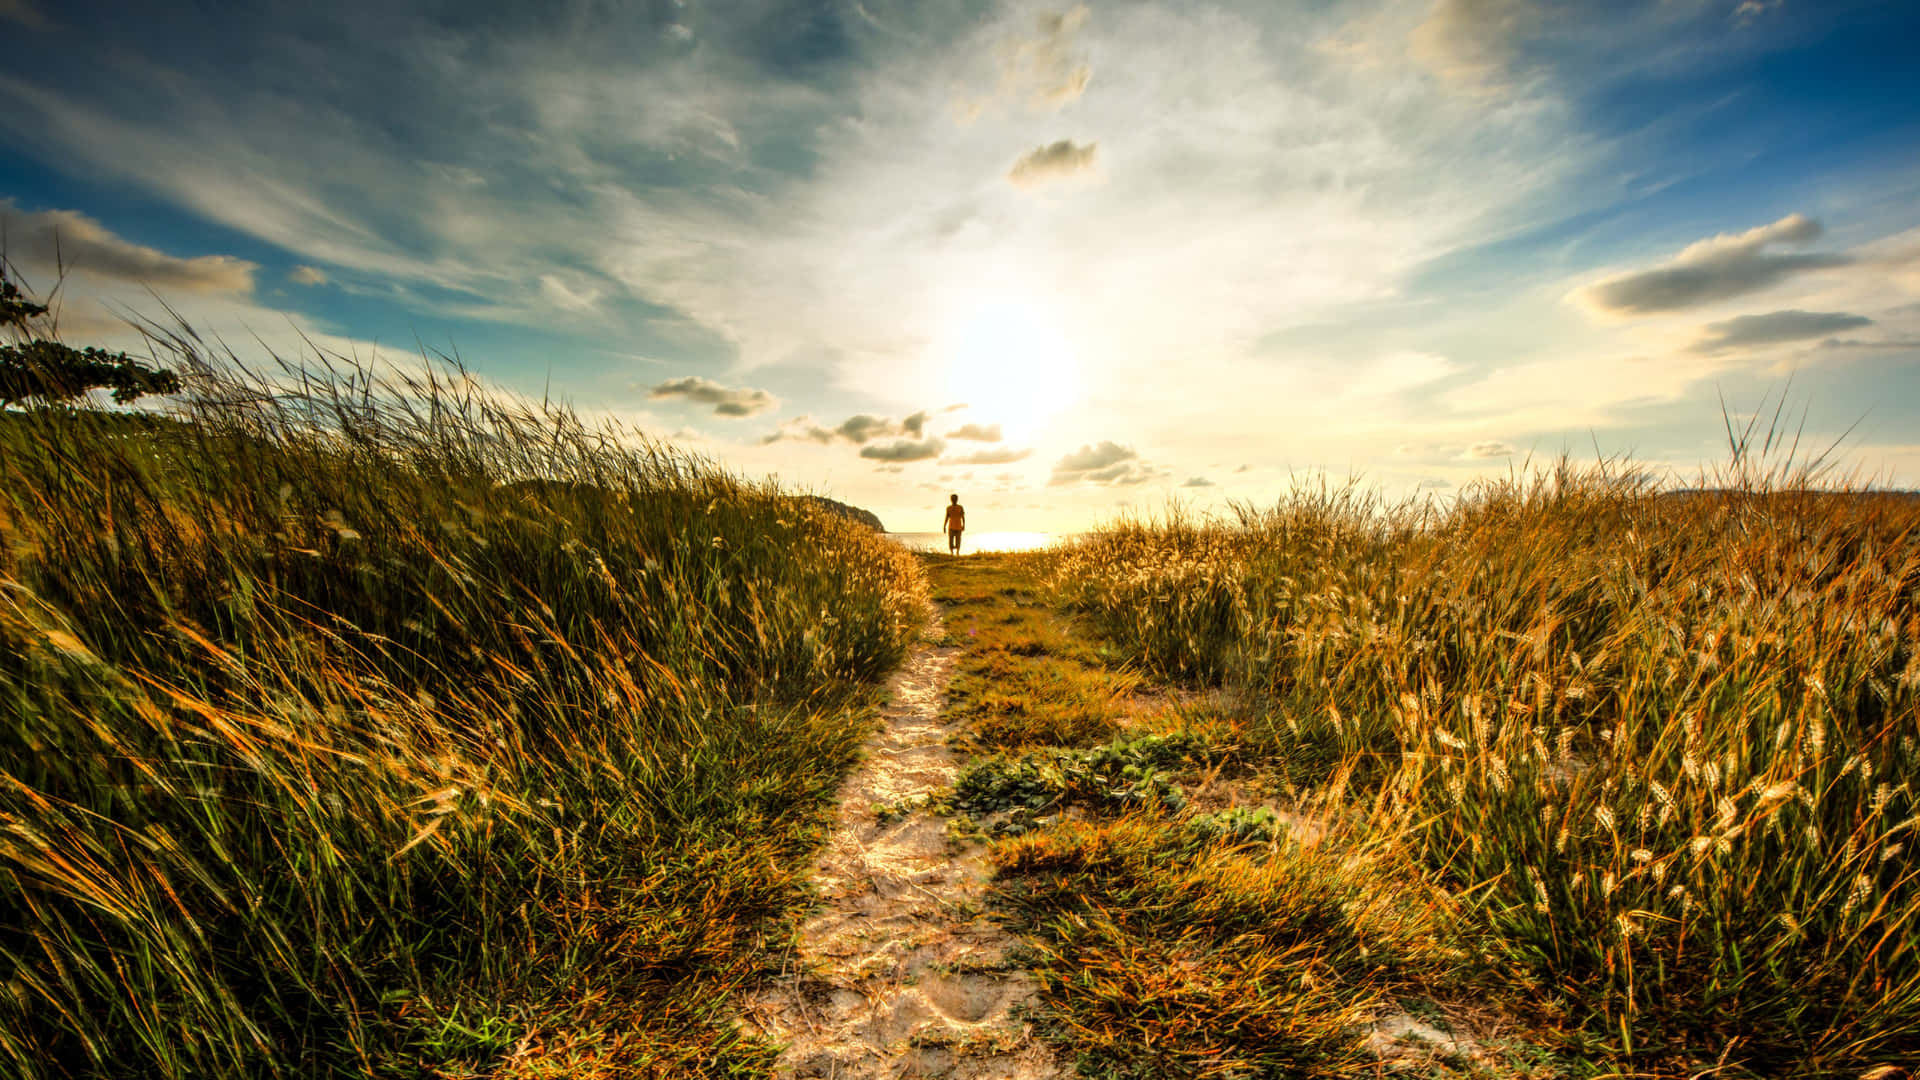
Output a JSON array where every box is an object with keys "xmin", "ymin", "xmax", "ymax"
[
  {"xmin": 1049, "ymin": 462, "xmax": 1920, "ymax": 1076},
  {"xmin": 0, "ymin": 327, "xmax": 924, "ymax": 1077}
]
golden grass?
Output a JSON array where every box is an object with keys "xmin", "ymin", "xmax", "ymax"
[
  {"xmin": 0, "ymin": 343, "xmax": 924, "ymax": 1078},
  {"xmin": 1049, "ymin": 464, "xmax": 1920, "ymax": 1076}
]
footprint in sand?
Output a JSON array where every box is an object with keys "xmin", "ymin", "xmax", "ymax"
[{"xmin": 741, "ymin": 610, "xmax": 1059, "ymax": 1079}]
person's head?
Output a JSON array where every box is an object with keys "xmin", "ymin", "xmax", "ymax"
[{"xmin": 950, "ymin": 494, "xmax": 959, "ymax": 504}]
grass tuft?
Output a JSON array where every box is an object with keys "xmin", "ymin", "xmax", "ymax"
[
  {"xmin": 1051, "ymin": 461, "xmax": 1920, "ymax": 1075},
  {"xmin": 0, "ymin": 337, "xmax": 924, "ymax": 1077}
]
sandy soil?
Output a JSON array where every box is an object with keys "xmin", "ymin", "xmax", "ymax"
[{"xmin": 742, "ymin": 613, "xmax": 1058, "ymax": 1079}]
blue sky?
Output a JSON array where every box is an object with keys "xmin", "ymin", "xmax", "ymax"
[{"xmin": 2, "ymin": 0, "xmax": 1917, "ymax": 530}]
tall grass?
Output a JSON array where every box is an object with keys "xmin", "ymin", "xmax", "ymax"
[
  {"xmin": 1054, "ymin": 462, "xmax": 1920, "ymax": 1074},
  {"xmin": 0, "ymin": 336, "xmax": 924, "ymax": 1077}
]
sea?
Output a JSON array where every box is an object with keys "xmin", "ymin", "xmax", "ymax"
[{"xmin": 885, "ymin": 531, "xmax": 1072, "ymax": 554}]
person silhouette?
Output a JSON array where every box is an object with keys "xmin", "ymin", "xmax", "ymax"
[{"xmin": 943, "ymin": 494, "xmax": 966, "ymax": 555}]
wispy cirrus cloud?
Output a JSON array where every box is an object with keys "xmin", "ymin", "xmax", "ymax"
[{"xmin": 1409, "ymin": 0, "xmax": 1539, "ymax": 89}]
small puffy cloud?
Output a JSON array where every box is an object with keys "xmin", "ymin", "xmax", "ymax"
[
  {"xmin": 1578, "ymin": 214, "xmax": 1851, "ymax": 315},
  {"xmin": 1050, "ymin": 441, "xmax": 1164, "ymax": 486},
  {"xmin": 943, "ymin": 446, "xmax": 1032, "ymax": 466},
  {"xmin": 288, "ymin": 265, "xmax": 328, "ymax": 286},
  {"xmin": 1462, "ymin": 441, "xmax": 1513, "ymax": 459},
  {"xmin": 836, "ymin": 414, "xmax": 895, "ymax": 443},
  {"xmin": 946, "ymin": 422, "xmax": 1003, "ymax": 442},
  {"xmin": 1, "ymin": 202, "xmax": 255, "ymax": 293},
  {"xmin": 1008, "ymin": 139, "xmax": 1098, "ymax": 189},
  {"xmin": 1055, "ymin": 441, "xmax": 1136, "ymax": 472},
  {"xmin": 1690, "ymin": 309, "xmax": 1874, "ymax": 353},
  {"xmin": 771, "ymin": 411, "xmax": 937, "ymax": 444},
  {"xmin": 860, "ymin": 437, "xmax": 947, "ymax": 463},
  {"xmin": 1180, "ymin": 476, "xmax": 1215, "ymax": 488},
  {"xmin": 647, "ymin": 375, "xmax": 779, "ymax": 418},
  {"xmin": 1416, "ymin": 477, "xmax": 1452, "ymax": 490},
  {"xmin": 760, "ymin": 416, "xmax": 836, "ymax": 445}
]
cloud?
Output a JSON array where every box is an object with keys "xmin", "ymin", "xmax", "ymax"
[
  {"xmin": 1055, "ymin": 441, "xmax": 1136, "ymax": 472},
  {"xmin": 966, "ymin": 3, "xmax": 1092, "ymax": 117},
  {"xmin": 1008, "ymin": 139, "xmax": 1098, "ymax": 189},
  {"xmin": 1409, "ymin": 0, "xmax": 1538, "ymax": 88},
  {"xmin": 288, "ymin": 265, "xmax": 328, "ymax": 286},
  {"xmin": 761, "ymin": 410, "xmax": 937, "ymax": 446},
  {"xmin": 1578, "ymin": 214, "xmax": 1852, "ymax": 315},
  {"xmin": 1180, "ymin": 476, "xmax": 1215, "ymax": 488},
  {"xmin": 946, "ymin": 422, "xmax": 1002, "ymax": 441},
  {"xmin": 833, "ymin": 414, "xmax": 892, "ymax": 442},
  {"xmin": 1050, "ymin": 440, "xmax": 1166, "ymax": 486},
  {"xmin": 1691, "ymin": 309, "xmax": 1875, "ymax": 353},
  {"xmin": 538, "ymin": 273, "xmax": 602, "ymax": 313},
  {"xmin": 943, "ymin": 446, "xmax": 1032, "ymax": 466},
  {"xmin": 647, "ymin": 375, "xmax": 779, "ymax": 417},
  {"xmin": 860, "ymin": 437, "xmax": 946, "ymax": 463},
  {"xmin": 0, "ymin": 202, "xmax": 255, "ymax": 293},
  {"xmin": 760, "ymin": 415, "xmax": 836, "ymax": 445},
  {"xmin": 0, "ymin": 0, "xmax": 50, "ymax": 29},
  {"xmin": 1462, "ymin": 441, "xmax": 1513, "ymax": 459},
  {"xmin": 840, "ymin": 411, "xmax": 930, "ymax": 442},
  {"xmin": 1017, "ymin": 6, "xmax": 1093, "ymax": 107}
]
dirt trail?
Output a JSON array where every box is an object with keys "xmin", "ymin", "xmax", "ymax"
[{"xmin": 742, "ymin": 611, "xmax": 1058, "ymax": 1079}]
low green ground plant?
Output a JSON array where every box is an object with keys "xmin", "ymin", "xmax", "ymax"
[
  {"xmin": 0, "ymin": 327, "xmax": 923, "ymax": 1077},
  {"xmin": 935, "ymin": 553, "xmax": 1136, "ymax": 749},
  {"xmin": 1052, "ymin": 462, "xmax": 1920, "ymax": 1075}
]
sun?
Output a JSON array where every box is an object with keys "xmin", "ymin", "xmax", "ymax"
[{"xmin": 937, "ymin": 297, "xmax": 1082, "ymax": 441}]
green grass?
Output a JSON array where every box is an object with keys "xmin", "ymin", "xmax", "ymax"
[
  {"xmin": 0, "ymin": 344, "xmax": 924, "ymax": 1078},
  {"xmin": 926, "ymin": 553, "xmax": 1468, "ymax": 1079},
  {"xmin": 932, "ymin": 553, "xmax": 1137, "ymax": 750},
  {"xmin": 1049, "ymin": 464, "xmax": 1920, "ymax": 1077},
  {"xmin": 995, "ymin": 815, "xmax": 1454, "ymax": 1080}
]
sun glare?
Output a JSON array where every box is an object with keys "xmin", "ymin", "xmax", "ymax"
[{"xmin": 939, "ymin": 297, "xmax": 1081, "ymax": 440}]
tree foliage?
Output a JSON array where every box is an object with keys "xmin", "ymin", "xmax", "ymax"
[{"xmin": 0, "ymin": 269, "xmax": 180, "ymax": 408}]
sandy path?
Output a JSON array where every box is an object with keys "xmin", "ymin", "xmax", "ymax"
[{"xmin": 742, "ymin": 612, "xmax": 1058, "ymax": 1079}]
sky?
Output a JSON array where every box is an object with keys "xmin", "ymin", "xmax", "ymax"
[{"xmin": 2, "ymin": 0, "xmax": 1918, "ymax": 533}]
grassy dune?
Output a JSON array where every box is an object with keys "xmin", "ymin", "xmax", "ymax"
[
  {"xmin": 1047, "ymin": 465, "xmax": 1920, "ymax": 1075},
  {"xmin": 0, "ymin": 357, "xmax": 923, "ymax": 1077}
]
